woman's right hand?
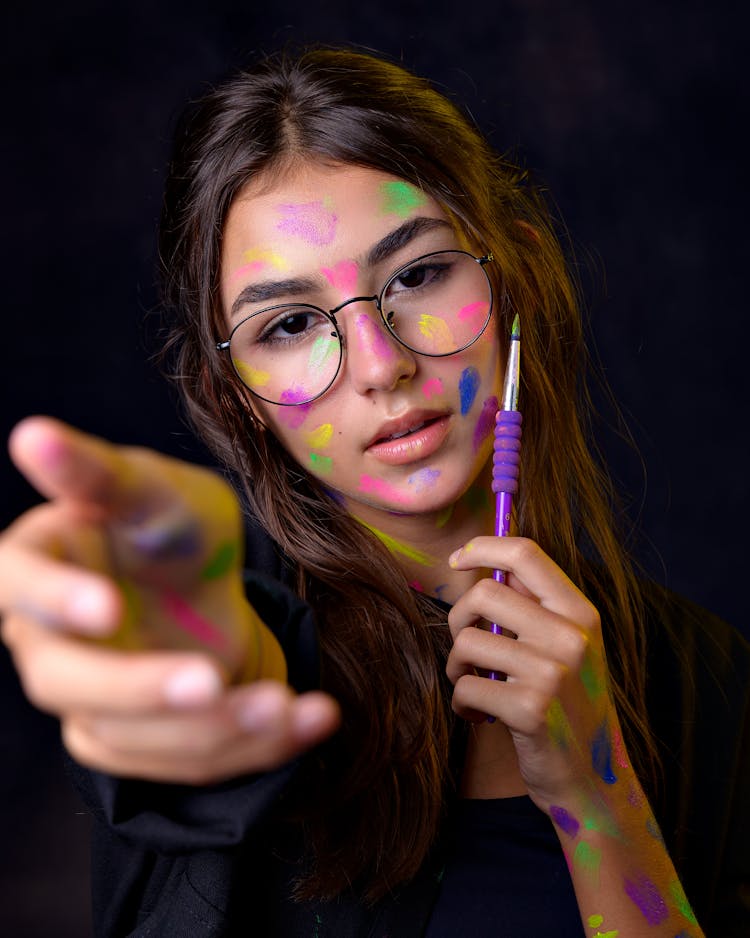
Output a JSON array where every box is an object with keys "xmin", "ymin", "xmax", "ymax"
[{"xmin": 0, "ymin": 417, "xmax": 340, "ymax": 784}]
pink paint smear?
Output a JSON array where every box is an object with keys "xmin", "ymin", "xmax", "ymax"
[
  {"xmin": 421, "ymin": 377, "xmax": 443, "ymax": 399},
  {"xmin": 160, "ymin": 589, "xmax": 227, "ymax": 651},
  {"xmin": 355, "ymin": 314, "xmax": 395, "ymax": 361},
  {"xmin": 277, "ymin": 201, "xmax": 338, "ymax": 246},
  {"xmin": 321, "ymin": 259, "xmax": 358, "ymax": 295},
  {"xmin": 358, "ymin": 474, "xmax": 411, "ymax": 505}
]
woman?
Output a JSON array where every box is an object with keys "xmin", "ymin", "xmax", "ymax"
[{"xmin": 1, "ymin": 47, "xmax": 747, "ymax": 936}]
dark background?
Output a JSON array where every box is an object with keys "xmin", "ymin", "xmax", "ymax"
[{"xmin": 2, "ymin": 2, "xmax": 747, "ymax": 934}]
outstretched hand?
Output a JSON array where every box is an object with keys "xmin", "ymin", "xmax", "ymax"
[{"xmin": 1, "ymin": 417, "xmax": 340, "ymax": 783}]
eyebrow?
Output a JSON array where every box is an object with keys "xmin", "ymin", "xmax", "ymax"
[{"xmin": 228, "ymin": 215, "xmax": 453, "ymax": 321}]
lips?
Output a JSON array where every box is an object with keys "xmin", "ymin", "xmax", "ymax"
[{"xmin": 366, "ymin": 411, "xmax": 451, "ymax": 465}]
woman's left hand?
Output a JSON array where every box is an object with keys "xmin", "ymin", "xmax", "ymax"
[{"xmin": 446, "ymin": 536, "xmax": 626, "ymax": 813}]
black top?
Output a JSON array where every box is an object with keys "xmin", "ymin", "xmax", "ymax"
[{"xmin": 67, "ymin": 521, "xmax": 750, "ymax": 937}]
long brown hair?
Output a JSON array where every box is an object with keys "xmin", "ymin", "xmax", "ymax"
[{"xmin": 159, "ymin": 46, "xmax": 654, "ymax": 901}]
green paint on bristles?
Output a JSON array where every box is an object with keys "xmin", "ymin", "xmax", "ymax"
[
  {"xmin": 310, "ymin": 452, "xmax": 333, "ymax": 474},
  {"xmin": 511, "ymin": 313, "xmax": 520, "ymax": 339},
  {"xmin": 200, "ymin": 541, "xmax": 237, "ymax": 581}
]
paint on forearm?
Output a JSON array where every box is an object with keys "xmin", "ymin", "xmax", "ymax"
[
  {"xmin": 587, "ymin": 914, "xmax": 619, "ymax": 938},
  {"xmin": 574, "ymin": 841, "xmax": 601, "ymax": 885},
  {"xmin": 550, "ymin": 805, "xmax": 580, "ymax": 838},
  {"xmin": 623, "ymin": 875, "xmax": 669, "ymax": 925},
  {"xmin": 669, "ymin": 880, "xmax": 698, "ymax": 925},
  {"xmin": 591, "ymin": 719, "xmax": 618, "ymax": 784}
]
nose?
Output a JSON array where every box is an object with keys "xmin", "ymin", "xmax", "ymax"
[{"xmin": 342, "ymin": 305, "xmax": 417, "ymax": 394}]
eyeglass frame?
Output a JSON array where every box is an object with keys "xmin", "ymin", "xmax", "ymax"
[{"xmin": 216, "ymin": 249, "xmax": 496, "ymax": 406}]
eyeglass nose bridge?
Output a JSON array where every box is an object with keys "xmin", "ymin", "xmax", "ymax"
[{"xmin": 328, "ymin": 293, "xmax": 380, "ymax": 320}]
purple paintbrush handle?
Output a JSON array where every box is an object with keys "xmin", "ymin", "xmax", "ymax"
[{"xmin": 488, "ymin": 411, "xmax": 522, "ymax": 683}]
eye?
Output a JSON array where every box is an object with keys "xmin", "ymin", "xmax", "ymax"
[
  {"xmin": 386, "ymin": 260, "xmax": 449, "ymax": 297},
  {"xmin": 255, "ymin": 306, "xmax": 332, "ymax": 345}
]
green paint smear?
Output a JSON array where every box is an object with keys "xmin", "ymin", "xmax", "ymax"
[
  {"xmin": 200, "ymin": 541, "xmax": 237, "ymax": 581},
  {"xmin": 310, "ymin": 452, "xmax": 333, "ymax": 474},
  {"xmin": 669, "ymin": 880, "xmax": 698, "ymax": 925},
  {"xmin": 580, "ymin": 650, "xmax": 604, "ymax": 701},
  {"xmin": 381, "ymin": 180, "xmax": 427, "ymax": 218},
  {"xmin": 573, "ymin": 840, "xmax": 601, "ymax": 883},
  {"xmin": 547, "ymin": 698, "xmax": 573, "ymax": 749}
]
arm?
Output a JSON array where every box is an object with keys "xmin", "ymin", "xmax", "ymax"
[
  {"xmin": 0, "ymin": 417, "xmax": 339, "ymax": 785},
  {"xmin": 446, "ymin": 536, "xmax": 704, "ymax": 938}
]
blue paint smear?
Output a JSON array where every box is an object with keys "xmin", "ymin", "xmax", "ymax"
[
  {"xmin": 458, "ymin": 367, "xmax": 480, "ymax": 415},
  {"xmin": 591, "ymin": 720, "xmax": 618, "ymax": 784}
]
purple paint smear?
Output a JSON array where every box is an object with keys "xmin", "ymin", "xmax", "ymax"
[
  {"xmin": 277, "ymin": 201, "xmax": 338, "ymax": 245},
  {"xmin": 458, "ymin": 367, "xmax": 480, "ymax": 415},
  {"xmin": 277, "ymin": 386, "xmax": 312, "ymax": 429},
  {"xmin": 550, "ymin": 806, "xmax": 580, "ymax": 839},
  {"xmin": 623, "ymin": 875, "xmax": 669, "ymax": 925},
  {"xmin": 408, "ymin": 468, "xmax": 440, "ymax": 492},
  {"xmin": 473, "ymin": 395, "xmax": 498, "ymax": 451}
]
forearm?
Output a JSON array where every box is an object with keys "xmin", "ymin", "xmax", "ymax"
[{"xmin": 552, "ymin": 771, "xmax": 703, "ymax": 937}]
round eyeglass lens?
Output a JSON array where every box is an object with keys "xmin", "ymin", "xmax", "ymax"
[
  {"xmin": 228, "ymin": 305, "xmax": 342, "ymax": 405},
  {"xmin": 379, "ymin": 250, "xmax": 492, "ymax": 356}
]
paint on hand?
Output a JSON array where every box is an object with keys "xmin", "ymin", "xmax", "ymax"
[
  {"xmin": 321, "ymin": 259, "xmax": 358, "ymax": 294},
  {"xmin": 645, "ymin": 814, "xmax": 665, "ymax": 844},
  {"xmin": 358, "ymin": 474, "xmax": 411, "ymax": 506},
  {"xmin": 611, "ymin": 725, "xmax": 630, "ymax": 769},
  {"xmin": 276, "ymin": 200, "xmax": 338, "ymax": 245},
  {"xmin": 127, "ymin": 515, "xmax": 203, "ymax": 559},
  {"xmin": 200, "ymin": 541, "xmax": 237, "ymax": 581},
  {"xmin": 305, "ymin": 423, "xmax": 334, "ymax": 449},
  {"xmin": 580, "ymin": 650, "xmax": 605, "ymax": 701},
  {"xmin": 587, "ymin": 915, "xmax": 604, "ymax": 928},
  {"xmin": 550, "ymin": 805, "xmax": 580, "ymax": 838},
  {"xmin": 408, "ymin": 468, "xmax": 440, "ymax": 492},
  {"xmin": 355, "ymin": 516, "xmax": 437, "ymax": 566},
  {"xmin": 458, "ymin": 367, "xmax": 480, "ymax": 415},
  {"xmin": 380, "ymin": 180, "xmax": 427, "ymax": 218},
  {"xmin": 309, "ymin": 453, "xmax": 333, "ymax": 474},
  {"xmin": 669, "ymin": 880, "xmax": 698, "ymax": 925},
  {"xmin": 593, "ymin": 930, "xmax": 619, "ymax": 938},
  {"xmin": 234, "ymin": 359, "xmax": 271, "ymax": 388},
  {"xmin": 421, "ymin": 377, "xmax": 443, "ymax": 399},
  {"xmin": 232, "ymin": 248, "xmax": 288, "ymax": 280},
  {"xmin": 408, "ymin": 579, "xmax": 424, "ymax": 592},
  {"xmin": 623, "ymin": 875, "xmax": 669, "ymax": 925},
  {"xmin": 307, "ymin": 335, "xmax": 339, "ymax": 373},
  {"xmin": 573, "ymin": 841, "xmax": 601, "ymax": 885},
  {"xmin": 160, "ymin": 588, "xmax": 227, "ymax": 651},
  {"xmin": 547, "ymin": 698, "xmax": 573, "ymax": 750},
  {"xmin": 591, "ymin": 719, "xmax": 618, "ymax": 784},
  {"xmin": 418, "ymin": 313, "xmax": 455, "ymax": 351},
  {"xmin": 627, "ymin": 783, "xmax": 645, "ymax": 809},
  {"xmin": 355, "ymin": 313, "xmax": 395, "ymax": 361},
  {"xmin": 472, "ymin": 395, "xmax": 498, "ymax": 451}
]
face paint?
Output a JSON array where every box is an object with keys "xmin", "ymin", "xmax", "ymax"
[
  {"xmin": 380, "ymin": 180, "xmax": 427, "ymax": 217},
  {"xmin": 458, "ymin": 366, "xmax": 480, "ymax": 415},
  {"xmin": 200, "ymin": 541, "xmax": 238, "ymax": 581},
  {"xmin": 307, "ymin": 335, "xmax": 339, "ymax": 373},
  {"xmin": 472, "ymin": 395, "xmax": 498, "ymax": 451},
  {"xmin": 591, "ymin": 720, "xmax": 618, "ymax": 784},
  {"xmin": 418, "ymin": 313, "xmax": 455, "ymax": 351},
  {"xmin": 355, "ymin": 516, "xmax": 437, "ymax": 566},
  {"xmin": 276, "ymin": 200, "xmax": 338, "ymax": 245},
  {"xmin": 309, "ymin": 453, "xmax": 333, "ymax": 474},
  {"xmin": 408, "ymin": 468, "xmax": 440, "ymax": 492},
  {"xmin": 160, "ymin": 588, "xmax": 228, "ymax": 652},
  {"xmin": 573, "ymin": 841, "xmax": 601, "ymax": 884},
  {"xmin": 231, "ymin": 248, "xmax": 288, "ymax": 280},
  {"xmin": 669, "ymin": 880, "xmax": 698, "ymax": 925},
  {"xmin": 305, "ymin": 423, "xmax": 334, "ymax": 449},
  {"xmin": 550, "ymin": 805, "xmax": 580, "ymax": 838},
  {"xmin": 276, "ymin": 388, "xmax": 312, "ymax": 429},
  {"xmin": 321, "ymin": 259, "xmax": 359, "ymax": 294},
  {"xmin": 623, "ymin": 875, "xmax": 669, "ymax": 925},
  {"xmin": 234, "ymin": 360, "xmax": 271, "ymax": 388},
  {"xmin": 354, "ymin": 313, "xmax": 396, "ymax": 361},
  {"xmin": 358, "ymin": 474, "xmax": 412, "ymax": 506},
  {"xmin": 421, "ymin": 377, "xmax": 443, "ymax": 399}
]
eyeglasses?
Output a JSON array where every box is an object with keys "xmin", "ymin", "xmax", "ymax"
[{"xmin": 217, "ymin": 249, "xmax": 494, "ymax": 406}]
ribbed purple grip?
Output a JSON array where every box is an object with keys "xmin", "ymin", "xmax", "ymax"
[{"xmin": 491, "ymin": 410, "xmax": 523, "ymax": 494}]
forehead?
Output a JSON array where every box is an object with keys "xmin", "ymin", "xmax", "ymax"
[{"xmin": 221, "ymin": 162, "xmax": 450, "ymax": 260}]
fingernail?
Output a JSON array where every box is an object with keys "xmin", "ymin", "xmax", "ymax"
[
  {"xmin": 163, "ymin": 665, "xmax": 223, "ymax": 707},
  {"xmin": 448, "ymin": 548, "xmax": 463, "ymax": 568}
]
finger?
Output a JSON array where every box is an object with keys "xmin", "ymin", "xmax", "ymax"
[
  {"xmin": 449, "ymin": 537, "xmax": 596, "ymax": 622},
  {"xmin": 446, "ymin": 624, "xmax": 568, "ymax": 688},
  {"xmin": 9, "ymin": 417, "xmax": 140, "ymax": 512},
  {"xmin": 64, "ymin": 685, "xmax": 341, "ymax": 784},
  {"xmin": 0, "ymin": 505, "xmax": 122, "ymax": 633},
  {"xmin": 452, "ymin": 672, "xmax": 550, "ymax": 735},
  {"xmin": 3, "ymin": 615, "xmax": 225, "ymax": 715},
  {"xmin": 448, "ymin": 580, "xmax": 593, "ymax": 665}
]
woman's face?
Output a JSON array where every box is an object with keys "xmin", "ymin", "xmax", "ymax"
[{"xmin": 220, "ymin": 162, "xmax": 503, "ymax": 520}]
